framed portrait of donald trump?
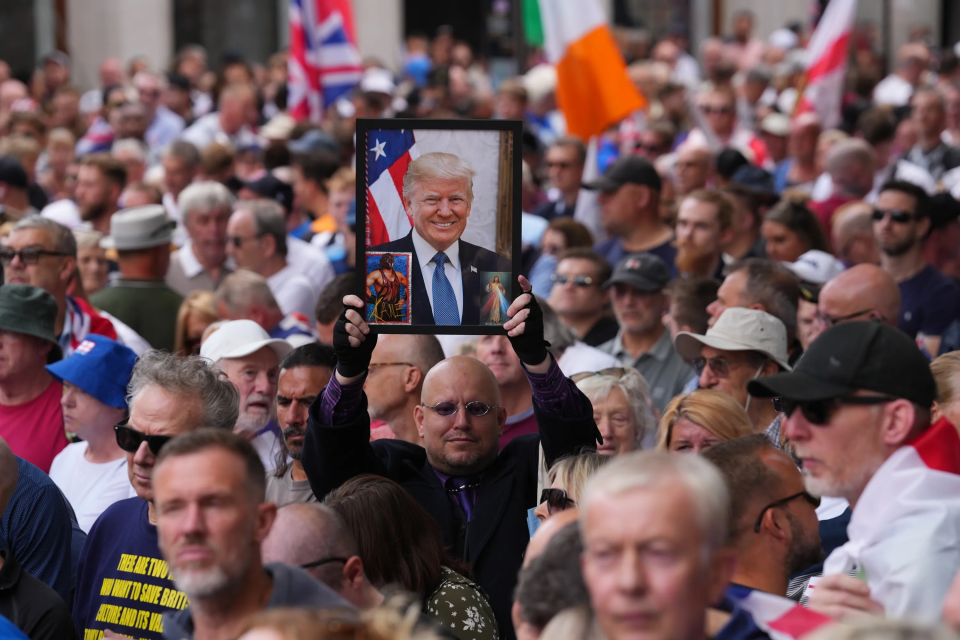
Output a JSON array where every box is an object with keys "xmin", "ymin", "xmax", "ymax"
[{"xmin": 357, "ymin": 119, "xmax": 522, "ymax": 334}]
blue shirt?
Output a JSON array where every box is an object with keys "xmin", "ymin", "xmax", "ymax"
[
  {"xmin": 898, "ymin": 264, "xmax": 960, "ymax": 339},
  {"xmin": 145, "ymin": 107, "xmax": 185, "ymax": 157},
  {"xmin": 73, "ymin": 498, "xmax": 188, "ymax": 640},
  {"xmin": 594, "ymin": 237, "xmax": 677, "ymax": 275},
  {"xmin": 0, "ymin": 458, "xmax": 74, "ymax": 604}
]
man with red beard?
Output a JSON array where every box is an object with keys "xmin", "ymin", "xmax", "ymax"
[{"xmin": 674, "ymin": 189, "xmax": 734, "ymax": 280}]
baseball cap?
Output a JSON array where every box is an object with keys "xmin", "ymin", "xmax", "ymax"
[
  {"xmin": 243, "ymin": 173, "xmax": 294, "ymax": 214},
  {"xmin": 360, "ymin": 67, "xmax": 396, "ymax": 96},
  {"xmin": 0, "ymin": 156, "xmax": 28, "ymax": 189},
  {"xmin": 760, "ymin": 113, "xmax": 791, "ymax": 137},
  {"xmin": 676, "ymin": 307, "xmax": 792, "ymax": 371},
  {"xmin": 289, "ymin": 129, "xmax": 341, "ymax": 156},
  {"xmin": 603, "ymin": 252, "xmax": 671, "ymax": 293},
  {"xmin": 582, "ymin": 156, "xmax": 662, "ymax": 193},
  {"xmin": 200, "ymin": 319, "xmax": 293, "ymax": 364},
  {"xmin": 748, "ymin": 321, "xmax": 935, "ymax": 406},
  {"xmin": 46, "ymin": 336, "xmax": 137, "ymax": 409},
  {"xmin": 783, "ymin": 250, "xmax": 846, "ymax": 285}
]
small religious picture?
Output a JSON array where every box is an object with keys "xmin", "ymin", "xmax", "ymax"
[
  {"xmin": 365, "ymin": 251, "xmax": 411, "ymax": 325},
  {"xmin": 480, "ymin": 272, "xmax": 511, "ymax": 326}
]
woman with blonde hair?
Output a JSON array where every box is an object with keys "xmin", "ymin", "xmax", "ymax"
[
  {"xmin": 656, "ymin": 389, "xmax": 753, "ymax": 454},
  {"xmin": 573, "ymin": 368, "xmax": 657, "ymax": 453},
  {"xmin": 931, "ymin": 351, "xmax": 960, "ymax": 428},
  {"xmin": 533, "ymin": 451, "xmax": 610, "ymax": 522},
  {"xmin": 173, "ymin": 290, "xmax": 218, "ymax": 355}
]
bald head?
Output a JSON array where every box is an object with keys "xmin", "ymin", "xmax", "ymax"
[
  {"xmin": 524, "ymin": 508, "xmax": 580, "ymax": 568},
  {"xmin": 0, "ymin": 438, "xmax": 17, "ymax": 518},
  {"xmin": 421, "ymin": 355, "xmax": 501, "ymax": 406},
  {"xmin": 825, "ymin": 139, "xmax": 876, "ymax": 198},
  {"xmin": 372, "ymin": 334, "xmax": 445, "ymax": 380},
  {"xmin": 261, "ymin": 503, "xmax": 357, "ymax": 587},
  {"xmin": 819, "ymin": 264, "xmax": 901, "ymax": 327}
]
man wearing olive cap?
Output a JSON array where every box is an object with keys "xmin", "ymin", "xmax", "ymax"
[{"xmin": 748, "ymin": 321, "xmax": 960, "ymax": 624}]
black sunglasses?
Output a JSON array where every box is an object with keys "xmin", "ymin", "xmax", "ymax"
[
  {"xmin": 690, "ymin": 356, "xmax": 757, "ymax": 379},
  {"xmin": 814, "ymin": 308, "xmax": 875, "ymax": 328},
  {"xmin": 872, "ymin": 208, "xmax": 916, "ymax": 224},
  {"xmin": 301, "ymin": 556, "xmax": 349, "ymax": 569},
  {"xmin": 550, "ymin": 274, "xmax": 595, "ymax": 287},
  {"xmin": 422, "ymin": 401, "xmax": 499, "ymax": 417},
  {"xmin": 777, "ymin": 395, "xmax": 900, "ymax": 426},
  {"xmin": 0, "ymin": 247, "xmax": 68, "ymax": 265},
  {"xmin": 114, "ymin": 422, "xmax": 173, "ymax": 456},
  {"xmin": 540, "ymin": 488, "xmax": 576, "ymax": 515},
  {"xmin": 754, "ymin": 491, "xmax": 821, "ymax": 533}
]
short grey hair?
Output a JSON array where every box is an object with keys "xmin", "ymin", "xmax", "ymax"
[
  {"xmin": 825, "ymin": 139, "xmax": 876, "ymax": 182},
  {"xmin": 162, "ymin": 140, "xmax": 201, "ymax": 169},
  {"xmin": 112, "ymin": 138, "xmax": 147, "ymax": 163},
  {"xmin": 177, "ymin": 180, "xmax": 234, "ymax": 225},
  {"xmin": 214, "ymin": 269, "xmax": 281, "ymax": 314},
  {"xmin": 580, "ymin": 451, "xmax": 731, "ymax": 558},
  {"xmin": 127, "ymin": 351, "xmax": 239, "ymax": 431},
  {"xmin": 73, "ymin": 229, "xmax": 104, "ymax": 251},
  {"xmin": 235, "ymin": 199, "xmax": 288, "ymax": 257},
  {"xmin": 575, "ymin": 368, "xmax": 656, "ymax": 448},
  {"xmin": 12, "ymin": 216, "xmax": 77, "ymax": 257},
  {"xmin": 402, "ymin": 152, "xmax": 476, "ymax": 205}
]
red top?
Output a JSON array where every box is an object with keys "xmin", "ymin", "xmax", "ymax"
[
  {"xmin": 808, "ymin": 194, "xmax": 856, "ymax": 240},
  {"xmin": 0, "ymin": 379, "xmax": 66, "ymax": 473},
  {"xmin": 498, "ymin": 409, "xmax": 539, "ymax": 450}
]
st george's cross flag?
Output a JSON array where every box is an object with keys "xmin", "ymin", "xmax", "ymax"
[
  {"xmin": 794, "ymin": 0, "xmax": 858, "ymax": 129},
  {"xmin": 365, "ymin": 129, "xmax": 421, "ymax": 247},
  {"xmin": 288, "ymin": 0, "xmax": 363, "ymax": 123}
]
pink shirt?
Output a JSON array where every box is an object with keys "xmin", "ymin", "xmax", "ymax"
[
  {"xmin": 498, "ymin": 408, "xmax": 539, "ymax": 450},
  {"xmin": 0, "ymin": 380, "xmax": 66, "ymax": 473}
]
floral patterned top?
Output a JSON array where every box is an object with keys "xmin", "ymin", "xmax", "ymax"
[{"xmin": 423, "ymin": 566, "xmax": 499, "ymax": 640}]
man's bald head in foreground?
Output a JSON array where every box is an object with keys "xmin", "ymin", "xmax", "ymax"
[
  {"xmin": 818, "ymin": 264, "xmax": 901, "ymax": 328},
  {"xmin": 524, "ymin": 508, "xmax": 580, "ymax": 568},
  {"xmin": 261, "ymin": 503, "xmax": 357, "ymax": 586}
]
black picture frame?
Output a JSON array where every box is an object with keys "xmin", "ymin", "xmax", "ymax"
[{"xmin": 356, "ymin": 118, "xmax": 523, "ymax": 335}]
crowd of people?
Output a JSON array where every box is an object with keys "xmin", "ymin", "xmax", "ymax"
[{"xmin": 4, "ymin": 8, "xmax": 960, "ymax": 640}]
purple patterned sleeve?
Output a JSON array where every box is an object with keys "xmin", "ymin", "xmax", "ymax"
[
  {"xmin": 318, "ymin": 373, "xmax": 368, "ymax": 425},
  {"xmin": 524, "ymin": 357, "xmax": 591, "ymax": 418}
]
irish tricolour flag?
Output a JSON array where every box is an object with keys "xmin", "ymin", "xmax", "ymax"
[{"xmin": 526, "ymin": 0, "xmax": 645, "ymax": 140}]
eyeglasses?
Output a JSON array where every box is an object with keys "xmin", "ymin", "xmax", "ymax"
[
  {"xmin": 301, "ymin": 556, "xmax": 349, "ymax": 569},
  {"xmin": 114, "ymin": 422, "xmax": 173, "ymax": 456},
  {"xmin": 550, "ymin": 274, "xmax": 595, "ymax": 287},
  {"xmin": 778, "ymin": 394, "xmax": 900, "ymax": 426},
  {"xmin": 540, "ymin": 488, "xmax": 576, "ymax": 515},
  {"xmin": 368, "ymin": 362, "xmax": 414, "ymax": 369},
  {"xmin": 227, "ymin": 235, "xmax": 262, "ymax": 248},
  {"xmin": 814, "ymin": 308, "xmax": 875, "ymax": 328},
  {"xmin": 872, "ymin": 208, "xmax": 916, "ymax": 224},
  {"xmin": 570, "ymin": 367, "xmax": 629, "ymax": 383},
  {"xmin": 0, "ymin": 247, "xmax": 68, "ymax": 265},
  {"xmin": 702, "ymin": 105, "xmax": 733, "ymax": 115},
  {"xmin": 753, "ymin": 491, "xmax": 821, "ymax": 533},
  {"xmin": 690, "ymin": 356, "xmax": 757, "ymax": 379},
  {"xmin": 421, "ymin": 401, "xmax": 499, "ymax": 417}
]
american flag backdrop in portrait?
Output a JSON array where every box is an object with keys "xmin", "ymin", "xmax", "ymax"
[{"xmin": 365, "ymin": 129, "xmax": 421, "ymax": 247}]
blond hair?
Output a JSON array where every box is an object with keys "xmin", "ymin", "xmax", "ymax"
[
  {"xmin": 174, "ymin": 290, "xmax": 218, "ymax": 355},
  {"xmin": 931, "ymin": 352, "xmax": 960, "ymax": 408},
  {"xmin": 328, "ymin": 167, "xmax": 356, "ymax": 193},
  {"xmin": 656, "ymin": 389, "xmax": 753, "ymax": 451},
  {"xmin": 402, "ymin": 152, "xmax": 476, "ymax": 205},
  {"xmin": 546, "ymin": 451, "xmax": 612, "ymax": 505}
]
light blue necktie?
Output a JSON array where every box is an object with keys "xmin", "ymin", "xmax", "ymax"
[{"xmin": 431, "ymin": 252, "xmax": 460, "ymax": 325}]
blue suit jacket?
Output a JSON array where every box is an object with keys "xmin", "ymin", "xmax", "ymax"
[{"xmin": 370, "ymin": 232, "xmax": 512, "ymax": 325}]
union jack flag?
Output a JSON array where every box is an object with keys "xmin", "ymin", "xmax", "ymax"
[{"xmin": 288, "ymin": 0, "xmax": 363, "ymax": 123}]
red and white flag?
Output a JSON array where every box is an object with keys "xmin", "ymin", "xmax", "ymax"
[{"xmin": 795, "ymin": 0, "xmax": 858, "ymax": 129}]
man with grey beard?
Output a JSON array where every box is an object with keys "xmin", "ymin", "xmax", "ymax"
[
  {"xmin": 266, "ymin": 343, "xmax": 336, "ymax": 506},
  {"xmin": 155, "ymin": 430, "xmax": 350, "ymax": 640}
]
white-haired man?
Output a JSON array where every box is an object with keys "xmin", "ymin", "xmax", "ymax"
[
  {"xmin": 369, "ymin": 152, "xmax": 511, "ymax": 326},
  {"xmin": 165, "ymin": 181, "xmax": 234, "ymax": 295}
]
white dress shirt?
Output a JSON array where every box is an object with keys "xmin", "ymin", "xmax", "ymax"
[{"xmin": 411, "ymin": 228, "xmax": 463, "ymax": 322}]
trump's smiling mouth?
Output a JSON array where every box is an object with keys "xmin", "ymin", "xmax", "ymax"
[{"xmin": 433, "ymin": 221, "xmax": 454, "ymax": 227}]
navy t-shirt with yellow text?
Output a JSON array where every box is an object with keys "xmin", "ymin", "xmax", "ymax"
[{"xmin": 73, "ymin": 498, "xmax": 188, "ymax": 640}]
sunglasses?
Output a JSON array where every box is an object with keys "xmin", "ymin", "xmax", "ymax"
[
  {"xmin": 753, "ymin": 491, "xmax": 821, "ymax": 532},
  {"xmin": 540, "ymin": 488, "xmax": 576, "ymax": 515},
  {"xmin": 114, "ymin": 422, "xmax": 173, "ymax": 456},
  {"xmin": 814, "ymin": 308, "xmax": 875, "ymax": 328},
  {"xmin": 570, "ymin": 367, "xmax": 629, "ymax": 383},
  {"xmin": 422, "ymin": 401, "xmax": 499, "ymax": 417},
  {"xmin": 0, "ymin": 247, "xmax": 68, "ymax": 265},
  {"xmin": 872, "ymin": 208, "xmax": 916, "ymax": 224},
  {"xmin": 690, "ymin": 356, "xmax": 756, "ymax": 379},
  {"xmin": 550, "ymin": 274, "xmax": 595, "ymax": 287},
  {"xmin": 301, "ymin": 556, "xmax": 349, "ymax": 569},
  {"xmin": 777, "ymin": 394, "xmax": 899, "ymax": 425}
]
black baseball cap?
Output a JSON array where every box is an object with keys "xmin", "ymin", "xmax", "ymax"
[
  {"xmin": 243, "ymin": 174, "xmax": 294, "ymax": 214},
  {"xmin": 748, "ymin": 321, "xmax": 936, "ymax": 406},
  {"xmin": 731, "ymin": 164, "xmax": 776, "ymax": 198},
  {"xmin": 603, "ymin": 252, "xmax": 671, "ymax": 293},
  {"xmin": 0, "ymin": 156, "xmax": 28, "ymax": 190},
  {"xmin": 583, "ymin": 156, "xmax": 662, "ymax": 193}
]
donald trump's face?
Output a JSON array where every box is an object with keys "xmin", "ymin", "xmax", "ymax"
[{"xmin": 405, "ymin": 176, "xmax": 472, "ymax": 253}]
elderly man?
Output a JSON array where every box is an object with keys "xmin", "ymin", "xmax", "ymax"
[
  {"xmin": 262, "ymin": 503, "xmax": 383, "ymax": 609},
  {"xmin": 75, "ymin": 153, "xmax": 126, "ymax": 235},
  {"xmin": 155, "ymin": 430, "xmax": 350, "ymax": 640},
  {"xmin": 91, "ymin": 205, "xmax": 183, "ymax": 352},
  {"xmin": 165, "ymin": 180, "xmax": 234, "ymax": 295},
  {"xmin": 579, "ymin": 452, "xmax": 735, "ymax": 640},
  {"xmin": 547, "ymin": 249, "xmax": 618, "ymax": 347},
  {"xmin": 134, "ymin": 71, "xmax": 185, "ymax": 156},
  {"xmin": 72, "ymin": 352, "xmax": 239, "ymax": 640},
  {"xmin": 369, "ymin": 152, "xmax": 511, "ymax": 325},
  {"xmin": 906, "ymin": 90, "xmax": 960, "ymax": 182},
  {"xmin": 749, "ymin": 322, "xmax": 960, "ymax": 623},
  {"xmin": 266, "ymin": 343, "xmax": 336, "ymax": 506},
  {"xmin": 812, "ymin": 264, "xmax": 901, "ymax": 346},
  {"xmin": 303, "ymin": 278, "xmax": 600, "ymax": 639},
  {"xmin": 367, "ymin": 334, "xmax": 446, "ymax": 443},
  {"xmin": 200, "ymin": 320, "xmax": 292, "ymax": 471},
  {"xmin": 675, "ymin": 190, "xmax": 734, "ymax": 279},
  {"xmin": 0, "ymin": 286, "xmax": 65, "ymax": 473},
  {"xmin": 181, "ymin": 83, "xmax": 259, "ymax": 151},
  {"xmin": 599, "ymin": 253, "xmax": 692, "ymax": 414},
  {"xmin": 215, "ymin": 270, "xmax": 316, "ymax": 346},
  {"xmin": 676, "ymin": 308, "xmax": 791, "ymax": 438},
  {"xmin": 227, "ymin": 199, "xmax": 318, "ymax": 319},
  {"xmin": 535, "ymin": 137, "xmax": 587, "ymax": 220},
  {"xmin": 673, "ymin": 144, "xmax": 713, "ymax": 196},
  {"xmin": 809, "ymin": 140, "xmax": 876, "ymax": 235},
  {"xmin": 703, "ymin": 435, "xmax": 824, "ymax": 597},
  {"xmin": 160, "ymin": 140, "xmax": 200, "ymax": 243}
]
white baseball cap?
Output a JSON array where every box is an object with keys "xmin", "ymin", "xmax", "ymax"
[
  {"xmin": 783, "ymin": 250, "xmax": 846, "ymax": 285},
  {"xmin": 675, "ymin": 307, "xmax": 792, "ymax": 371},
  {"xmin": 200, "ymin": 320, "xmax": 293, "ymax": 364}
]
